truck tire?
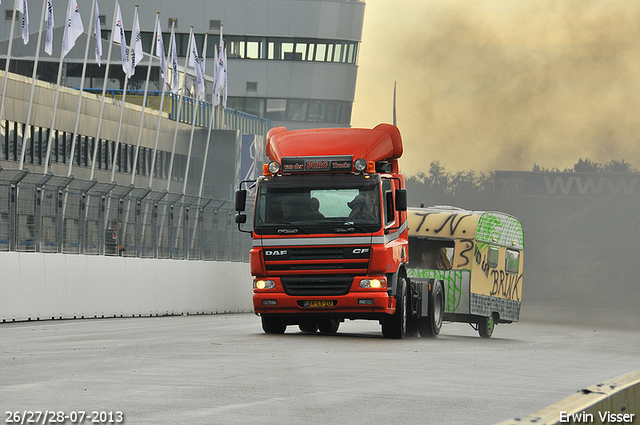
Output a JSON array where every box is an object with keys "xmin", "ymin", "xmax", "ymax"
[
  {"xmin": 262, "ymin": 315, "xmax": 286, "ymax": 334},
  {"xmin": 478, "ymin": 314, "xmax": 495, "ymax": 338},
  {"xmin": 317, "ymin": 318, "xmax": 340, "ymax": 334},
  {"xmin": 419, "ymin": 280, "xmax": 444, "ymax": 338},
  {"xmin": 382, "ymin": 277, "xmax": 408, "ymax": 339}
]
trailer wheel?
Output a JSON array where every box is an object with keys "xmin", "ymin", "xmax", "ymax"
[
  {"xmin": 382, "ymin": 277, "xmax": 408, "ymax": 339},
  {"xmin": 298, "ymin": 320, "xmax": 318, "ymax": 333},
  {"xmin": 419, "ymin": 280, "xmax": 444, "ymax": 338},
  {"xmin": 478, "ymin": 314, "xmax": 495, "ymax": 338},
  {"xmin": 317, "ymin": 318, "xmax": 340, "ymax": 334},
  {"xmin": 262, "ymin": 315, "xmax": 286, "ymax": 334}
]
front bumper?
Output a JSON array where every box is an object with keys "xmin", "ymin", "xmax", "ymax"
[{"xmin": 253, "ymin": 291, "xmax": 395, "ymax": 316}]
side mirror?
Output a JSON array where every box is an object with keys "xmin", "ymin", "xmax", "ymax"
[
  {"xmin": 235, "ymin": 213, "xmax": 247, "ymax": 224},
  {"xmin": 235, "ymin": 189, "xmax": 247, "ymax": 211},
  {"xmin": 395, "ymin": 188, "xmax": 407, "ymax": 211}
]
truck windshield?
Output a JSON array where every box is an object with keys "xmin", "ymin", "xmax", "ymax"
[{"xmin": 254, "ymin": 182, "xmax": 381, "ymax": 233}]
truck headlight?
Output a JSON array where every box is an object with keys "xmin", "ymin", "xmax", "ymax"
[
  {"xmin": 254, "ymin": 279, "xmax": 276, "ymax": 290},
  {"xmin": 359, "ymin": 278, "xmax": 386, "ymax": 289}
]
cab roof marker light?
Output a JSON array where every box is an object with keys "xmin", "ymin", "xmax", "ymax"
[
  {"xmin": 354, "ymin": 158, "xmax": 367, "ymax": 172},
  {"xmin": 268, "ymin": 161, "xmax": 281, "ymax": 175},
  {"xmin": 366, "ymin": 161, "xmax": 376, "ymax": 173}
]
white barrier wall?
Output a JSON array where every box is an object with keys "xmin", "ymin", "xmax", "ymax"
[{"xmin": 0, "ymin": 253, "xmax": 254, "ymax": 322}]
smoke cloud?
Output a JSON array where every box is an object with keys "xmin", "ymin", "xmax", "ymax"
[{"xmin": 351, "ymin": 0, "xmax": 640, "ymax": 175}]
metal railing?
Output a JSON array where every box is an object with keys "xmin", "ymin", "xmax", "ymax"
[
  {"xmin": 82, "ymin": 89, "xmax": 271, "ymax": 136},
  {"xmin": 0, "ymin": 167, "xmax": 252, "ymax": 262}
]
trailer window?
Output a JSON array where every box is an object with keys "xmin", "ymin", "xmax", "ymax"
[
  {"xmin": 487, "ymin": 246, "xmax": 499, "ymax": 268},
  {"xmin": 505, "ymin": 249, "xmax": 520, "ymax": 274},
  {"xmin": 409, "ymin": 237, "xmax": 453, "ymax": 270}
]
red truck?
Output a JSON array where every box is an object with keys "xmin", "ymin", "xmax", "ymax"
[{"xmin": 235, "ymin": 124, "xmax": 443, "ymax": 338}]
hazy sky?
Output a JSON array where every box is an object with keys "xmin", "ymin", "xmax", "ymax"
[{"xmin": 350, "ymin": 0, "xmax": 640, "ymax": 176}]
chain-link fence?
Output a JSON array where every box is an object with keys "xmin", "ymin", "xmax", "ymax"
[{"xmin": 0, "ymin": 168, "xmax": 252, "ymax": 262}]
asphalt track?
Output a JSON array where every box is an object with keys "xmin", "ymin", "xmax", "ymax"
[{"xmin": 1, "ymin": 310, "xmax": 639, "ymax": 425}]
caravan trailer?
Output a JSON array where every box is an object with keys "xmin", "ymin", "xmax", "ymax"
[{"xmin": 406, "ymin": 206, "xmax": 524, "ymax": 338}]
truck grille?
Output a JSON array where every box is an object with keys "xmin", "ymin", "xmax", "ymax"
[
  {"xmin": 263, "ymin": 246, "xmax": 370, "ymax": 274},
  {"xmin": 280, "ymin": 275, "xmax": 355, "ymax": 296}
]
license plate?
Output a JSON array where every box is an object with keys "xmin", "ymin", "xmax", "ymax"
[{"xmin": 304, "ymin": 300, "xmax": 335, "ymax": 308}]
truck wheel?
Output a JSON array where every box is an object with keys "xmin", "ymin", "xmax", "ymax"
[
  {"xmin": 317, "ymin": 318, "xmax": 340, "ymax": 334},
  {"xmin": 382, "ymin": 277, "xmax": 408, "ymax": 339},
  {"xmin": 298, "ymin": 320, "xmax": 318, "ymax": 333},
  {"xmin": 262, "ymin": 315, "xmax": 286, "ymax": 334},
  {"xmin": 478, "ymin": 314, "xmax": 495, "ymax": 338},
  {"xmin": 419, "ymin": 280, "xmax": 444, "ymax": 338}
]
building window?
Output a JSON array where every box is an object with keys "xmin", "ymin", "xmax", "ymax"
[
  {"xmin": 228, "ymin": 97, "xmax": 352, "ymax": 124},
  {"xmin": 5, "ymin": 10, "xmax": 14, "ymax": 20},
  {"xmin": 243, "ymin": 98, "xmax": 263, "ymax": 117},
  {"xmin": 209, "ymin": 20, "xmax": 221, "ymax": 31},
  {"xmin": 245, "ymin": 37, "xmax": 262, "ymax": 59},
  {"xmin": 24, "ymin": 125, "xmax": 33, "ymax": 165},
  {"xmin": 1, "ymin": 121, "xmax": 7, "ymax": 160},
  {"xmin": 287, "ymin": 100, "xmax": 308, "ymax": 121},
  {"xmin": 265, "ymin": 99, "xmax": 286, "ymax": 121}
]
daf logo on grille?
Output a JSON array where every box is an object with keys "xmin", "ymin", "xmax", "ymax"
[
  {"xmin": 265, "ymin": 250, "xmax": 287, "ymax": 256},
  {"xmin": 353, "ymin": 248, "xmax": 369, "ymax": 254}
]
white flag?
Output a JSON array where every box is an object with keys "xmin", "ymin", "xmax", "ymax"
[
  {"xmin": 94, "ymin": 0, "xmax": 102, "ymax": 65},
  {"xmin": 222, "ymin": 46, "xmax": 227, "ymax": 108},
  {"xmin": 114, "ymin": 5, "xmax": 130, "ymax": 76},
  {"xmin": 212, "ymin": 28, "xmax": 225, "ymax": 106},
  {"xmin": 16, "ymin": 0, "xmax": 29, "ymax": 45},
  {"xmin": 44, "ymin": 0, "xmax": 54, "ymax": 55},
  {"xmin": 169, "ymin": 25, "xmax": 179, "ymax": 93},
  {"xmin": 129, "ymin": 13, "xmax": 143, "ymax": 77},
  {"xmin": 61, "ymin": 0, "xmax": 84, "ymax": 58},
  {"xmin": 199, "ymin": 36, "xmax": 206, "ymax": 76},
  {"xmin": 188, "ymin": 33, "xmax": 205, "ymax": 100},
  {"xmin": 155, "ymin": 20, "xmax": 167, "ymax": 83}
]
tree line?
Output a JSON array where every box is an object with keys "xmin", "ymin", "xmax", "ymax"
[{"xmin": 406, "ymin": 158, "xmax": 638, "ymax": 209}]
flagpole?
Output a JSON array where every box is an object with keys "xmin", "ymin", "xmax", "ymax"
[
  {"xmin": 90, "ymin": 0, "xmax": 119, "ymax": 180},
  {"xmin": 43, "ymin": 38, "xmax": 66, "ymax": 174},
  {"xmin": 182, "ymin": 30, "xmax": 207, "ymax": 195},
  {"xmin": 192, "ymin": 51, "xmax": 216, "ymax": 253},
  {"xmin": 19, "ymin": 0, "xmax": 48, "ymax": 170},
  {"xmin": 44, "ymin": 0, "xmax": 85, "ymax": 174},
  {"xmin": 135, "ymin": 13, "xmax": 161, "ymax": 251},
  {"xmin": 0, "ymin": 1, "xmax": 21, "ymax": 126},
  {"xmin": 61, "ymin": 0, "xmax": 97, "ymax": 176},
  {"xmin": 148, "ymin": 19, "xmax": 174, "ymax": 189},
  {"xmin": 198, "ymin": 107, "xmax": 215, "ymax": 198},
  {"xmin": 222, "ymin": 45, "xmax": 227, "ymax": 128},
  {"xmin": 147, "ymin": 87, "xmax": 166, "ymax": 188},
  {"xmin": 110, "ymin": 4, "xmax": 138, "ymax": 183},
  {"xmin": 131, "ymin": 11, "xmax": 160, "ymax": 186},
  {"xmin": 166, "ymin": 26, "xmax": 194, "ymax": 192}
]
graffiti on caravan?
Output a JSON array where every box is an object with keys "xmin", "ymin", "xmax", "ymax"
[{"xmin": 494, "ymin": 171, "xmax": 639, "ymax": 197}]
